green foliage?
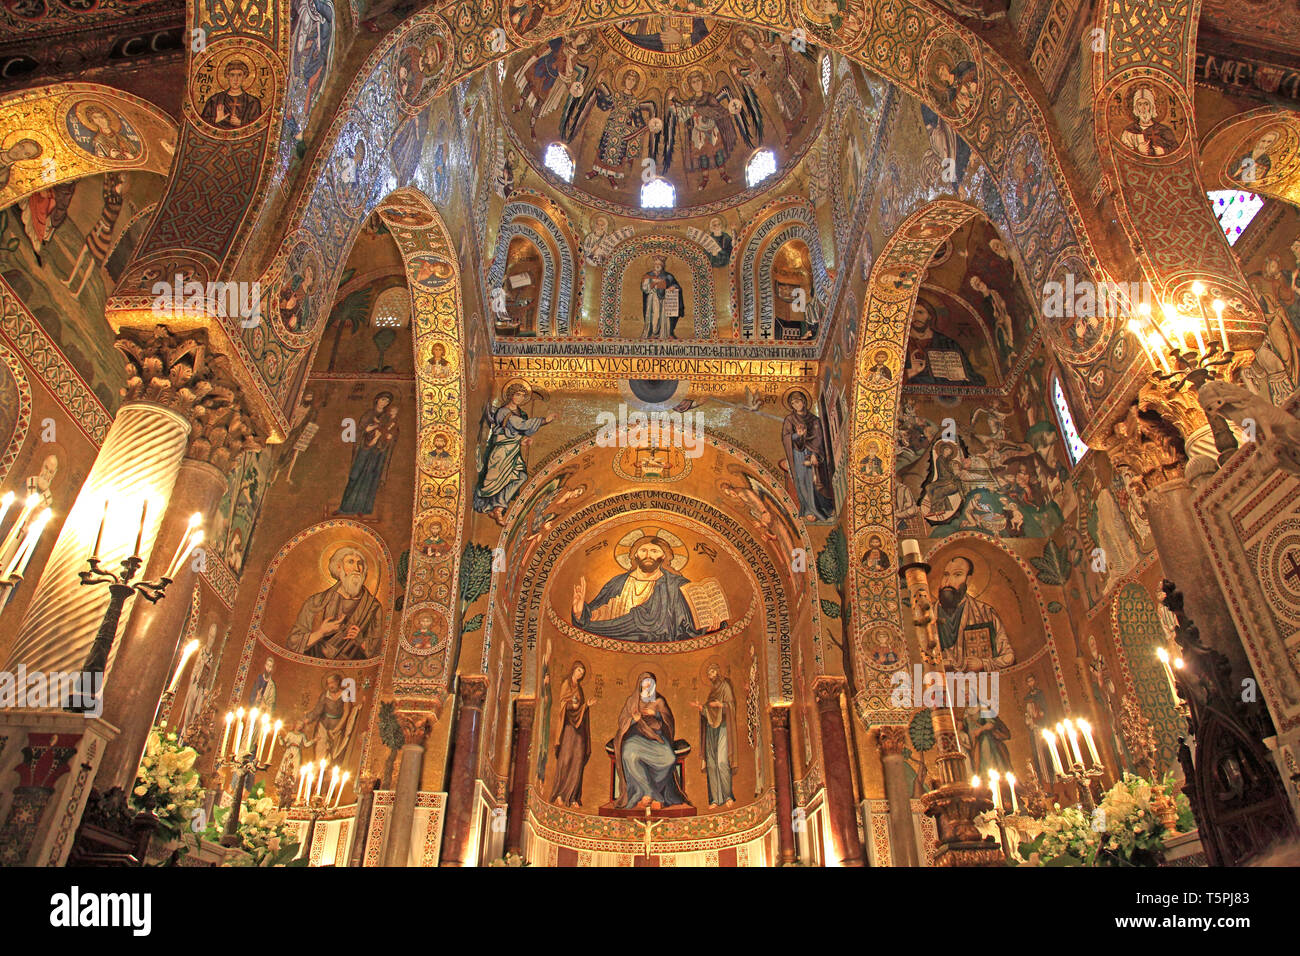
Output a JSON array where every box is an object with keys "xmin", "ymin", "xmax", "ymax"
[
  {"xmin": 396, "ymin": 549, "xmax": 410, "ymax": 587},
  {"xmin": 460, "ymin": 542, "xmax": 494, "ymax": 607},
  {"xmin": 819, "ymin": 599, "xmax": 841, "ymax": 620},
  {"xmin": 816, "ymin": 525, "xmax": 848, "ymax": 588},
  {"xmin": 907, "ymin": 708, "xmax": 935, "ymax": 753},
  {"xmin": 462, "ymin": 613, "xmax": 484, "ymax": 634},
  {"xmin": 1031, "ymin": 540, "xmax": 1073, "ymax": 587},
  {"xmin": 378, "ymin": 700, "xmax": 404, "ymax": 751}
]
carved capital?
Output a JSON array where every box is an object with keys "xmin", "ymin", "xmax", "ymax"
[
  {"xmin": 457, "ymin": 674, "xmax": 489, "ymax": 710},
  {"xmin": 513, "ymin": 698, "xmax": 536, "ymax": 731},
  {"xmin": 1097, "ymin": 399, "xmax": 1187, "ymax": 489},
  {"xmin": 396, "ymin": 713, "xmax": 433, "ymax": 746},
  {"xmin": 813, "ymin": 676, "xmax": 847, "ymax": 712},
  {"xmin": 115, "ymin": 326, "xmax": 264, "ymax": 471},
  {"xmin": 1137, "ymin": 381, "xmax": 1210, "ymax": 443},
  {"xmin": 875, "ymin": 724, "xmax": 909, "ymax": 756},
  {"xmin": 769, "ymin": 704, "xmax": 791, "ymax": 731}
]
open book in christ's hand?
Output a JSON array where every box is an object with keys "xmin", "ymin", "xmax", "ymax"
[{"xmin": 680, "ymin": 578, "xmax": 731, "ymax": 633}]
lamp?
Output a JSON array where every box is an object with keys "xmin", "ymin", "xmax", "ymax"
[{"xmin": 1126, "ymin": 282, "xmax": 1235, "ymax": 391}]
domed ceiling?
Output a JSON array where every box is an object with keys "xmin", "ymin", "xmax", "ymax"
[{"xmin": 498, "ymin": 18, "xmax": 825, "ymax": 219}]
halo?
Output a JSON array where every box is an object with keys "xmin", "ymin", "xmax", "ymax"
[
  {"xmin": 73, "ymin": 100, "xmax": 122, "ymax": 135},
  {"xmin": 617, "ymin": 67, "xmax": 645, "ymax": 97},
  {"xmin": 930, "ymin": 549, "xmax": 988, "ymax": 601},
  {"xmin": 782, "ymin": 385, "xmax": 814, "ymax": 412},
  {"xmin": 614, "ymin": 526, "xmax": 687, "ymax": 572},
  {"xmin": 699, "ymin": 656, "xmax": 729, "ymax": 686},
  {"xmin": 501, "ymin": 378, "xmax": 532, "ymax": 404},
  {"xmin": 561, "ymin": 657, "xmax": 590, "ymax": 684},
  {"xmin": 316, "ymin": 539, "xmax": 380, "ymax": 594}
]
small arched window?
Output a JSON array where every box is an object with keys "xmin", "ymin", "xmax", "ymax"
[
  {"xmin": 543, "ymin": 142, "xmax": 575, "ymax": 183},
  {"xmin": 640, "ymin": 178, "xmax": 676, "ymax": 209},
  {"xmin": 1052, "ymin": 375, "xmax": 1088, "ymax": 466},
  {"xmin": 1207, "ymin": 189, "xmax": 1264, "ymax": 246},
  {"xmin": 371, "ymin": 286, "xmax": 410, "ymax": 329},
  {"xmin": 745, "ymin": 148, "xmax": 778, "ymax": 188}
]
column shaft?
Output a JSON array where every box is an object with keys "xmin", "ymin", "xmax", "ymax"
[
  {"xmin": 384, "ymin": 743, "xmax": 426, "ymax": 866},
  {"xmin": 505, "ymin": 698, "xmax": 535, "ymax": 857},
  {"xmin": 769, "ymin": 704, "xmax": 796, "ymax": 865},
  {"xmin": 877, "ymin": 726, "xmax": 919, "ymax": 867},
  {"xmin": 4, "ymin": 402, "xmax": 189, "ymax": 677},
  {"xmin": 439, "ymin": 675, "xmax": 488, "ymax": 866},
  {"xmin": 814, "ymin": 677, "xmax": 866, "ymax": 866}
]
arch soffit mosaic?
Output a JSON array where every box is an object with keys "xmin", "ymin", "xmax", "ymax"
[
  {"xmin": 1199, "ymin": 107, "xmax": 1300, "ymax": 208},
  {"xmin": 0, "ymin": 81, "xmax": 178, "ymax": 210}
]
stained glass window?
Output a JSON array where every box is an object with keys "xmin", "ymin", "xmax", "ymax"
[
  {"xmin": 746, "ymin": 148, "xmax": 778, "ymax": 188},
  {"xmin": 543, "ymin": 142, "xmax": 575, "ymax": 183},
  {"xmin": 1207, "ymin": 189, "xmax": 1264, "ymax": 245},
  {"xmin": 640, "ymin": 178, "xmax": 675, "ymax": 209},
  {"xmin": 1052, "ymin": 375, "xmax": 1088, "ymax": 465}
]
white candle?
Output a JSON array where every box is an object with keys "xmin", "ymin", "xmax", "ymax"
[
  {"xmin": 1076, "ymin": 719, "xmax": 1101, "ymax": 768},
  {"xmin": 303, "ymin": 765, "xmax": 315, "ymax": 803},
  {"xmin": 1006, "ymin": 773, "xmax": 1018, "ymax": 814},
  {"xmin": 315, "ymin": 759, "xmax": 328, "ymax": 798},
  {"xmin": 1212, "ymin": 299, "xmax": 1228, "ymax": 350},
  {"xmin": 901, "ymin": 539, "xmax": 922, "ymax": 564},
  {"xmin": 133, "ymin": 498, "xmax": 147, "ymax": 558},
  {"xmin": 232, "ymin": 708, "xmax": 245, "ymax": 755},
  {"xmin": 244, "ymin": 708, "xmax": 259, "ymax": 754},
  {"xmin": 988, "ymin": 769, "xmax": 1002, "ymax": 811},
  {"xmin": 296, "ymin": 767, "xmax": 308, "ymax": 804},
  {"xmin": 4, "ymin": 509, "xmax": 51, "ymax": 578},
  {"xmin": 333, "ymin": 772, "xmax": 350, "ymax": 809},
  {"xmin": 325, "ymin": 766, "xmax": 341, "ymax": 806},
  {"xmin": 265, "ymin": 719, "xmax": 282, "ymax": 767},
  {"xmin": 1042, "ymin": 729, "xmax": 1064, "ymax": 775},
  {"xmin": 0, "ymin": 491, "xmax": 14, "ymax": 532},
  {"xmin": 1060, "ymin": 721, "xmax": 1083, "ymax": 767},
  {"xmin": 90, "ymin": 497, "xmax": 106, "ymax": 558},
  {"xmin": 971, "ymin": 775, "xmax": 981, "ymax": 789},
  {"xmin": 255, "ymin": 715, "xmax": 271, "ymax": 763},
  {"xmin": 167, "ymin": 639, "xmax": 200, "ymax": 694},
  {"xmin": 220, "ymin": 712, "xmax": 234, "ymax": 757},
  {"xmin": 0, "ymin": 494, "xmax": 39, "ymax": 572},
  {"xmin": 1156, "ymin": 647, "xmax": 1178, "ymax": 702}
]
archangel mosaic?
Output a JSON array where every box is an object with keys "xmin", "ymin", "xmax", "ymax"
[{"xmin": 0, "ymin": 0, "xmax": 1298, "ymax": 876}]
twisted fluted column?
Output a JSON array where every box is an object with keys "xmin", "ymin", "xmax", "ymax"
[{"xmin": 2, "ymin": 401, "xmax": 189, "ymax": 677}]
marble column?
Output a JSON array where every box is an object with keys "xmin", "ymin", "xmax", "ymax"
[
  {"xmin": 769, "ymin": 704, "xmax": 797, "ymax": 865},
  {"xmin": 349, "ymin": 777, "xmax": 379, "ymax": 867},
  {"xmin": 1102, "ymin": 397, "xmax": 1254, "ymax": 685},
  {"xmin": 384, "ymin": 743, "xmax": 426, "ymax": 867},
  {"xmin": 876, "ymin": 725, "xmax": 919, "ymax": 867},
  {"xmin": 440, "ymin": 674, "xmax": 488, "ymax": 867},
  {"xmin": 97, "ymin": 458, "xmax": 229, "ymax": 791},
  {"xmin": 813, "ymin": 677, "xmax": 866, "ymax": 866},
  {"xmin": 2, "ymin": 402, "xmax": 189, "ymax": 677},
  {"xmin": 505, "ymin": 697, "xmax": 535, "ymax": 856}
]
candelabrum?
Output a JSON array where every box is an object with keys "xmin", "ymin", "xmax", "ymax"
[
  {"xmin": 1041, "ymin": 718, "xmax": 1105, "ymax": 812},
  {"xmin": 1126, "ymin": 281, "xmax": 1238, "ymax": 392},
  {"xmin": 67, "ymin": 503, "xmax": 205, "ymax": 713},
  {"xmin": 215, "ymin": 706, "xmax": 283, "ymax": 848},
  {"xmin": 291, "ymin": 758, "xmax": 350, "ymax": 859}
]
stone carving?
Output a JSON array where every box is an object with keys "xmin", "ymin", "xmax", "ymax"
[{"xmin": 1198, "ymin": 380, "xmax": 1300, "ymax": 476}]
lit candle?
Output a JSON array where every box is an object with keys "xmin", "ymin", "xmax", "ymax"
[
  {"xmin": 1042, "ymin": 728, "xmax": 1064, "ymax": 775},
  {"xmin": 1156, "ymin": 304, "xmax": 1179, "ymax": 351},
  {"xmin": 1212, "ymin": 299, "xmax": 1228, "ymax": 350},
  {"xmin": 0, "ymin": 493, "xmax": 40, "ymax": 569},
  {"xmin": 256, "ymin": 714, "xmax": 271, "ymax": 763},
  {"xmin": 4, "ymin": 508, "xmax": 51, "ymax": 578},
  {"xmin": 1156, "ymin": 647, "xmax": 1178, "ymax": 701},
  {"xmin": 971, "ymin": 774, "xmax": 981, "ymax": 789},
  {"xmin": 164, "ymin": 514, "xmax": 204, "ymax": 580},
  {"xmin": 901, "ymin": 539, "xmax": 922, "ymax": 565},
  {"xmin": 302, "ymin": 765, "xmax": 315, "ymax": 803},
  {"xmin": 325, "ymin": 765, "xmax": 341, "ymax": 806},
  {"xmin": 1006, "ymin": 773, "xmax": 1019, "ymax": 814},
  {"xmin": 988, "ymin": 768, "xmax": 1002, "ymax": 811},
  {"xmin": 296, "ymin": 766, "xmax": 308, "ymax": 803},
  {"xmin": 0, "ymin": 490, "xmax": 14, "ymax": 531},
  {"xmin": 316, "ymin": 758, "xmax": 328, "ymax": 798},
  {"xmin": 244, "ymin": 708, "xmax": 259, "ymax": 754},
  {"xmin": 134, "ymin": 498, "xmax": 148, "ymax": 558},
  {"xmin": 91, "ymin": 497, "xmax": 107, "ymax": 558},
  {"xmin": 167, "ymin": 639, "xmax": 200, "ymax": 694},
  {"xmin": 1076, "ymin": 718, "xmax": 1101, "ymax": 768},
  {"xmin": 265, "ymin": 719, "xmax": 282, "ymax": 767},
  {"xmin": 1147, "ymin": 333, "xmax": 1172, "ymax": 373},
  {"xmin": 221, "ymin": 712, "xmax": 234, "ymax": 757},
  {"xmin": 333, "ymin": 772, "xmax": 350, "ymax": 809},
  {"xmin": 232, "ymin": 707, "xmax": 246, "ymax": 755},
  {"xmin": 1128, "ymin": 320, "xmax": 1158, "ymax": 369},
  {"xmin": 1062, "ymin": 719, "xmax": 1084, "ymax": 766}
]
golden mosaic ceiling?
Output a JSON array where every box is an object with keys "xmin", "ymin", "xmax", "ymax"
[{"xmin": 498, "ymin": 17, "xmax": 825, "ymax": 220}]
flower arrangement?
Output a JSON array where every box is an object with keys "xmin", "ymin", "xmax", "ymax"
[
  {"xmin": 130, "ymin": 725, "xmax": 203, "ymax": 839},
  {"xmin": 204, "ymin": 782, "xmax": 306, "ymax": 867},
  {"xmin": 1020, "ymin": 772, "xmax": 1193, "ymax": 866},
  {"xmin": 487, "ymin": 852, "xmax": 530, "ymax": 867}
]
